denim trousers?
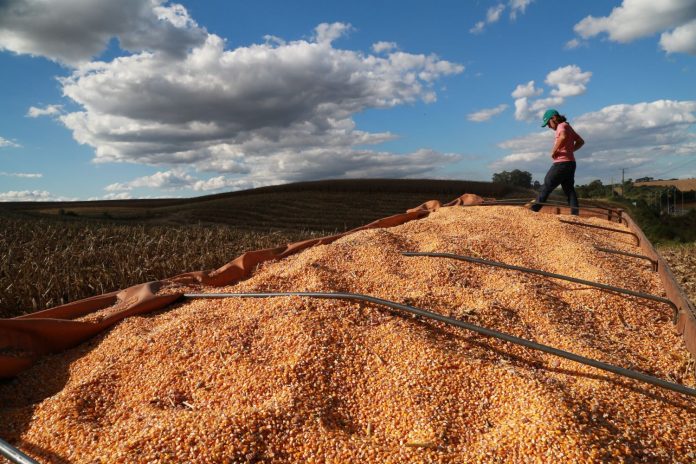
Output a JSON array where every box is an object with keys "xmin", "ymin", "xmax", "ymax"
[{"xmin": 531, "ymin": 161, "xmax": 579, "ymax": 215}]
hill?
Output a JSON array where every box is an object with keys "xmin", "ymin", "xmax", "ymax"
[
  {"xmin": 634, "ymin": 178, "xmax": 696, "ymax": 192},
  {"xmin": 1, "ymin": 178, "xmax": 532, "ymax": 232}
]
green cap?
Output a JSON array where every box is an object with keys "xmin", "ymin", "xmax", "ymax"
[{"xmin": 541, "ymin": 109, "xmax": 559, "ymax": 127}]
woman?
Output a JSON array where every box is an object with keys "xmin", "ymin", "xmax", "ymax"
[{"xmin": 530, "ymin": 109, "xmax": 584, "ymax": 215}]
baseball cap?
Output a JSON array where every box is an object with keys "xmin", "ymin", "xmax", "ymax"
[{"xmin": 541, "ymin": 109, "xmax": 559, "ymax": 127}]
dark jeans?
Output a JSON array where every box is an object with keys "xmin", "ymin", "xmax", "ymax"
[{"xmin": 531, "ymin": 161, "xmax": 579, "ymax": 215}]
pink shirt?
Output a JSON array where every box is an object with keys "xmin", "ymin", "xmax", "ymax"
[{"xmin": 553, "ymin": 122, "xmax": 579, "ymax": 163}]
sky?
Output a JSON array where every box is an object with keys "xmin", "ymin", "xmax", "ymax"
[{"xmin": 0, "ymin": 0, "xmax": 695, "ymax": 201}]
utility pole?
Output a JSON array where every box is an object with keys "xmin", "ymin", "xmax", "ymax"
[{"xmin": 621, "ymin": 168, "xmax": 626, "ymax": 197}]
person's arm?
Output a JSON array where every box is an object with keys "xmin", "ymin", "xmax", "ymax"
[{"xmin": 574, "ymin": 134, "xmax": 585, "ymax": 151}]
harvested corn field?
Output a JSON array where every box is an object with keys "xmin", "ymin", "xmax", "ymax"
[
  {"xmin": 2, "ymin": 205, "xmax": 696, "ymax": 462},
  {"xmin": 659, "ymin": 243, "xmax": 696, "ymax": 307}
]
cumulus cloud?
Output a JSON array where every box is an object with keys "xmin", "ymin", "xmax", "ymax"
[
  {"xmin": 467, "ymin": 104, "xmax": 508, "ymax": 122},
  {"xmin": 0, "ymin": 190, "xmax": 76, "ymax": 201},
  {"xmin": 0, "ymin": 0, "xmax": 207, "ymax": 66},
  {"xmin": 314, "ymin": 22, "xmax": 352, "ymax": 45},
  {"xmin": 0, "ymin": 172, "xmax": 43, "ymax": 178},
  {"xmin": 48, "ymin": 21, "xmax": 463, "ymax": 189},
  {"xmin": 27, "ymin": 104, "xmax": 63, "ymax": 118},
  {"xmin": 3, "ymin": 1, "xmax": 464, "ymax": 194},
  {"xmin": 0, "ymin": 136, "xmax": 20, "ymax": 148},
  {"xmin": 105, "ymin": 147, "xmax": 462, "ymax": 194},
  {"xmin": 105, "ymin": 169, "xmax": 196, "ymax": 191},
  {"xmin": 511, "ymin": 80, "xmax": 543, "ymax": 99},
  {"xmin": 512, "ymin": 65, "xmax": 592, "ymax": 121},
  {"xmin": 546, "ymin": 65, "xmax": 592, "ymax": 97},
  {"xmin": 659, "ymin": 18, "xmax": 696, "ymax": 54},
  {"xmin": 574, "ymin": 0, "xmax": 696, "ymax": 55},
  {"xmin": 491, "ymin": 100, "xmax": 696, "ymax": 181},
  {"xmin": 372, "ymin": 41, "xmax": 397, "ymax": 53}
]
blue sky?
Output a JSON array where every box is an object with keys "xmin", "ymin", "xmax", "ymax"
[{"xmin": 0, "ymin": 0, "xmax": 695, "ymax": 201}]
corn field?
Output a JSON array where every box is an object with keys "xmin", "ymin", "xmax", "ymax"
[
  {"xmin": 0, "ymin": 214, "xmax": 319, "ymax": 318},
  {"xmin": 658, "ymin": 242, "xmax": 696, "ymax": 306}
]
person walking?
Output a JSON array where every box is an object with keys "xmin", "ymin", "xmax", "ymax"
[{"xmin": 530, "ymin": 109, "xmax": 584, "ymax": 215}]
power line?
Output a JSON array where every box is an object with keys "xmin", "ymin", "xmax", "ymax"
[{"xmin": 651, "ymin": 157, "xmax": 696, "ymax": 178}]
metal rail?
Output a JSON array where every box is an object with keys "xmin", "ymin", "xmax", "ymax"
[
  {"xmin": 499, "ymin": 198, "xmax": 622, "ymax": 215},
  {"xmin": 481, "ymin": 200, "xmax": 627, "ymax": 224},
  {"xmin": 595, "ymin": 246, "xmax": 658, "ymax": 272},
  {"xmin": 558, "ymin": 219, "xmax": 640, "ymax": 246},
  {"xmin": 401, "ymin": 252, "xmax": 677, "ymax": 321},
  {"xmin": 182, "ymin": 292, "xmax": 696, "ymax": 398},
  {"xmin": 0, "ymin": 438, "xmax": 39, "ymax": 464}
]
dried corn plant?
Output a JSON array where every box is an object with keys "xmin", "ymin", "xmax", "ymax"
[
  {"xmin": 0, "ymin": 214, "xmax": 320, "ymax": 318},
  {"xmin": 658, "ymin": 243, "xmax": 696, "ymax": 307}
]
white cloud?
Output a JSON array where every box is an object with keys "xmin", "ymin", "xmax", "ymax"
[
  {"xmin": 0, "ymin": 190, "xmax": 76, "ymax": 201},
  {"xmin": 104, "ymin": 147, "xmax": 463, "ymax": 194},
  {"xmin": 660, "ymin": 18, "xmax": 696, "ymax": 54},
  {"xmin": 105, "ymin": 169, "xmax": 196, "ymax": 191},
  {"xmin": 27, "ymin": 104, "xmax": 63, "ymax": 118},
  {"xmin": 472, "ymin": 0, "xmax": 535, "ymax": 32},
  {"xmin": 574, "ymin": 0, "xmax": 696, "ymax": 55},
  {"xmin": 512, "ymin": 65, "xmax": 591, "ymax": 121},
  {"xmin": 510, "ymin": 0, "xmax": 534, "ymax": 20},
  {"xmin": 564, "ymin": 38, "xmax": 583, "ymax": 50},
  {"xmin": 470, "ymin": 21, "xmax": 486, "ymax": 35},
  {"xmin": 372, "ymin": 41, "xmax": 397, "ymax": 54},
  {"xmin": 99, "ymin": 192, "xmax": 133, "ymax": 200},
  {"xmin": 491, "ymin": 100, "xmax": 696, "ymax": 181},
  {"xmin": 470, "ymin": 4, "xmax": 506, "ymax": 34},
  {"xmin": 48, "ymin": 22, "xmax": 463, "ymax": 188},
  {"xmin": 191, "ymin": 176, "xmax": 252, "ymax": 192},
  {"xmin": 545, "ymin": 65, "xmax": 592, "ymax": 98},
  {"xmin": 487, "ymin": 4, "xmax": 506, "ymax": 23},
  {"xmin": 0, "ymin": 172, "xmax": 42, "ymax": 178},
  {"xmin": 511, "ymin": 80, "xmax": 543, "ymax": 99},
  {"xmin": 2, "ymin": 1, "xmax": 465, "ymax": 193},
  {"xmin": 314, "ymin": 22, "xmax": 352, "ymax": 45},
  {"xmin": 467, "ymin": 104, "xmax": 508, "ymax": 122},
  {"xmin": 0, "ymin": 0, "xmax": 207, "ymax": 66},
  {"xmin": 0, "ymin": 136, "xmax": 20, "ymax": 148}
]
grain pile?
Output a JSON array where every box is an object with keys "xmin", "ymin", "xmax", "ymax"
[{"xmin": 1, "ymin": 206, "xmax": 695, "ymax": 463}]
